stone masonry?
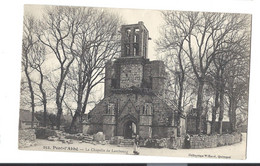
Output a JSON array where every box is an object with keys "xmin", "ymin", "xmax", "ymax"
[{"xmin": 83, "ymin": 22, "xmax": 185, "ymax": 139}]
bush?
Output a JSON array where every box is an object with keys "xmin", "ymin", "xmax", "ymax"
[{"xmin": 35, "ymin": 128, "xmax": 57, "ymax": 139}]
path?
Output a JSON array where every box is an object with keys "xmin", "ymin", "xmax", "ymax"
[{"xmin": 21, "ymin": 133, "xmax": 247, "ymax": 160}]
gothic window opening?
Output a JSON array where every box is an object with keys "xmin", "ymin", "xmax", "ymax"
[
  {"xmin": 133, "ymin": 28, "xmax": 140, "ymax": 56},
  {"xmin": 111, "ymin": 78, "xmax": 117, "ymax": 88},
  {"xmin": 107, "ymin": 103, "xmax": 115, "ymax": 115},
  {"xmin": 142, "ymin": 105, "xmax": 146, "ymax": 115},
  {"xmin": 125, "ymin": 44, "xmax": 130, "ymax": 56},
  {"xmin": 133, "ymin": 43, "xmax": 139, "ymax": 56},
  {"xmin": 126, "ymin": 28, "xmax": 131, "ymax": 42},
  {"xmin": 134, "ymin": 28, "xmax": 139, "ymax": 43},
  {"xmin": 143, "ymin": 46, "xmax": 147, "ymax": 58},
  {"xmin": 143, "ymin": 103, "xmax": 153, "ymax": 115},
  {"xmin": 143, "ymin": 32, "xmax": 147, "ymax": 58}
]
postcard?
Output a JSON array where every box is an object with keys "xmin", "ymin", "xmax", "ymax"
[{"xmin": 19, "ymin": 4, "xmax": 251, "ymax": 160}]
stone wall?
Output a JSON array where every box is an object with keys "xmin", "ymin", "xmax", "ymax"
[
  {"xmin": 189, "ymin": 133, "xmax": 242, "ymax": 149},
  {"xmin": 190, "ymin": 135, "xmax": 218, "ymax": 149},
  {"xmin": 167, "ymin": 136, "xmax": 185, "ymax": 149},
  {"xmin": 140, "ymin": 132, "xmax": 242, "ymax": 149},
  {"xmin": 83, "ymin": 124, "xmax": 103, "ymax": 135},
  {"xmin": 217, "ymin": 133, "xmax": 242, "ymax": 146},
  {"xmin": 19, "ymin": 129, "xmax": 36, "ymax": 148},
  {"xmin": 120, "ymin": 63, "xmax": 143, "ymax": 88},
  {"xmin": 139, "ymin": 126, "xmax": 152, "ymax": 138}
]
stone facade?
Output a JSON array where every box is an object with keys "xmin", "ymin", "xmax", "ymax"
[{"xmin": 84, "ymin": 22, "xmax": 185, "ymax": 139}]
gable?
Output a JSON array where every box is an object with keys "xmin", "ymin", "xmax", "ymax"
[{"xmin": 118, "ymin": 98, "xmax": 139, "ymax": 121}]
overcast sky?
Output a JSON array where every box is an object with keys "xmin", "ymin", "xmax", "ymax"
[
  {"xmin": 23, "ymin": 4, "xmax": 166, "ymax": 113},
  {"xmin": 24, "ymin": 4, "xmax": 164, "ymax": 61}
]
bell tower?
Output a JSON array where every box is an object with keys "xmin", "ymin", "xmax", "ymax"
[{"xmin": 121, "ymin": 21, "xmax": 149, "ymax": 58}]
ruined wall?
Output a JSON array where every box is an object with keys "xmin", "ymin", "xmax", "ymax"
[
  {"xmin": 104, "ymin": 61, "xmax": 114, "ymax": 97},
  {"xmin": 120, "ymin": 63, "xmax": 143, "ymax": 88},
  {"xmin": 189, "ymin": 132, "xmax": 242, "ymax": 149},
  {"xmin": 105, "ymin": 57, "xmax": 166, "ymax": 92},
  {"xmin": 120, "ymin": 21, "xmax": 149, "ymax": 58},
  {"xmin": 152, "ymin": 126, "xmax": 177, "ymax": 138},
  {"xmin": 19, "ymin": 129, "xmax": 36, "ymax": 148},
  {"xmin": 150, "ymin": 61, "xmax": 166, "ymax": 97}
]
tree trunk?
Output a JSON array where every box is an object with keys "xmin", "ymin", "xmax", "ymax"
[
  {"xmin": 56, "ymin": 81, "xmax": 63, "ymax": 130},
  {"xmin": 228, "ymin": 97, "xmax": 232, "ymax": 132},
  {"xmin": 82, "ymin": 88, "xmax": 91, "ymax": 115},
  {"xmin": 55, "ymin": 65, "xmax": 69, "ymax": 130},
  {"xmin": 25, "ymin": 69, "xmax": 35, "ymax": 128},
  {"xmin": 211, "ymin": 69, "xmax": 220, "ymax": 134},
  {"xmin": 218, "ymin": 85, "xmax": 224, "ymax": 134},
  {"xmin": 70, "ymin": 57, "xmax": 84, "ymax": 132},
  {"xmin": 70, "ymin": 84, "xmax": 91, "ymax": 132},
  {"xmin": 43, "ymin": 99, "xmax": 47, "ymax": 127},
  {"xmin": 229, "ymin": 99, "xmax": 237, "ymax": 132},
  {"xmin": 211, "ymin": 89, "xmax": 219, "ymax": 134},
  {"xmin": 70, "ymin": 84, "xmax": 83, "ymax": 132},
  {"xmin": 38, "ymin": 67, "xmax": 47, "ymax": 127},
  {"xmin": 196, "ymin": 78, "xmax": 204, "ymax": 134},
  {"xmin": 232, "ymin": 107, "xmax": 237, "ymax": 132},
  {"xmin": 177, "ymin": 72, "xmax": 184, "ymax": 136}
]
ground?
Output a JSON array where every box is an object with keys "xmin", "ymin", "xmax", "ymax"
[{"xmin": 20, "ymin": 133, "xmax": 247, "ymax": 160}]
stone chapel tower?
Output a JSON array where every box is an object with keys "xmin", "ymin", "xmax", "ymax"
[
  {"xmin": 84, "ymin": 22, "xmax": 186, "ymax": 139},
  {"xmin": 104, "ymin": 21, "xmax": 166, "ymax": 97}
]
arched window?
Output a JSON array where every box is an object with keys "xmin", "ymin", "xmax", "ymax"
[
  {"xmin": 143, "ymin": 103, "xmax": 153, "ymax": 115},
  {"xmin": 107, "ymin": 103, "xmax": 115, "ymax": 115}
]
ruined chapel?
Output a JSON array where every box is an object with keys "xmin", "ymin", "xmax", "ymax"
[{"xmin": 83, "ymin": 21, "xmax": 186, "ymax": 139}]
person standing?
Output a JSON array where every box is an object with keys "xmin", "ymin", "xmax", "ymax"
[
  {"xmin": 170, "ymin": 132, "xmax": 177, "ymax": 150},
  {"xmin": 133, "ymin": 135, "xmax": 140, "ymax": 155},
  {"xmin": 184, "ymin": 134, "xmax": 191, "ymax": 149}
]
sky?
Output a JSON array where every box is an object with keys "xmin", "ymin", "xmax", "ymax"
[
  {"xmin": 22, "ymin": 5, "xmax": 231, "ymax": 120},
  {"xmin": 24, "ymin": 4, "xmax": 165, "ymax": 61},
  {"xmin": 22, "ymin": 4, "xmax": 166, "ymax": 113}
]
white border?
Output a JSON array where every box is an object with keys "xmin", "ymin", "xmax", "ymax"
[{"xmin": 0, "ymin": 0, "xmax": 259, "ymax": 163}]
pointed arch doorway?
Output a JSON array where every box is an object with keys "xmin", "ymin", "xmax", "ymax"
[{"xmin": 123, "ymin": 120, "xmax": 137, "ymax": 139}]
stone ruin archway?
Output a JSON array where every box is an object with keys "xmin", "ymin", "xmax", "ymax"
[
  {"xmin": 123, "ymin": 120, "xmax": 137, "ymax": 139},
  {"xmin": 117, "ymin": 114, "xmax": 138, "ymax": 138}
]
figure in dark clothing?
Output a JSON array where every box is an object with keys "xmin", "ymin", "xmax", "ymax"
[
  {"xmin": 184, "ymin": 134, "xmax": 191, "ymax": 149},
  {"xmin": 169, "ymin": 132, "xmax": 177, "ymax": 150},
  {"xmin": 133, "ymin": 135, "xmax": 140, "ymax": 155}
]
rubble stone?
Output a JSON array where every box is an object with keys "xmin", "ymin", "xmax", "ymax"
[
  {"xmin": 19, "ymin": 129, "xmax": 36, "ymax": 148},
  {"xmin": 93, "ymin": 132, "xmax": 105, "ymax": 142}
]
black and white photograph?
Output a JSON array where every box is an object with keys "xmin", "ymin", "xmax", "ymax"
[{"xmin": 18, "ymin": 4, "xmax": 251, "ymax": 160}]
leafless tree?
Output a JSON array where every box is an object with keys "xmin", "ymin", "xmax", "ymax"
[
  {"xmin": 225, "ymin": 53, "xmax": 250, "ymax": 132},
  {"xmin": 21, "ymin": 15, "xmax": 38, "ymax": 128},
  {"xmin": 207, "ymin": 15, "xmax": 251, "ymax": 134},
  {"xmin": 68, "ymin": 8, "xmax": 121, "ymax": 132},
  {"xmin": 29, "ymin": 43, "xmax": 48, "ymax": 127},
  {"xmin": 37, "ymin": 6, "xmax": 87, "ymax": 129},
  {"xmin": 157, "ymin": 11, "xmax": 197, "ymax": 135},
  {"xmin": 158, "ymin": 11, "xmax": 250, "ymax": 133}
]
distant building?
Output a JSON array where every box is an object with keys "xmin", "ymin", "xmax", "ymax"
[
  {"xmin": 83, "ymin": 22, "xmax": 186, "ymax": 139},
  {"xmin": 186, "ymin": 108, "xmax": 207, "ymax": 134},
  {"xmin": 19, "ymin": 109, "xmax": 39, "ymax": 129}
]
